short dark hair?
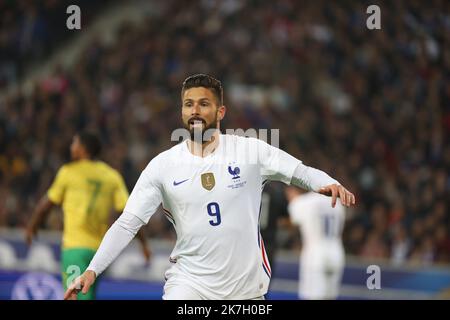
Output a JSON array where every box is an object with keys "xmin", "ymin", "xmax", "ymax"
[
  {"xmin": 77, "ymin": 131, "xmax": 102, "ymax": 158},
  {"xmin": 181, "ymin": 74, "xmax": 223, "ymax": 105}
]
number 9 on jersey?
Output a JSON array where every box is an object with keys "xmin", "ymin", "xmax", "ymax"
[{"xmin": 207, "ymin": 202, "xmax": 221, "ymax": 226}]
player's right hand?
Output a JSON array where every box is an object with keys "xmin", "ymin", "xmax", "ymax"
[
  {"xmin": 319, "ymin": 184, "xmax": 356, "ymax": 208},
  {"xmin": 64, "ymin": 270, "xmax": 96, "ymax": 300}
]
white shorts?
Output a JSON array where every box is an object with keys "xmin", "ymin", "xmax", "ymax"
[
  {"xmin": 299, "ymin": 265, "xmax": 343, "ymax": 300},
  {"xmin": 299, "ymin": 247, "xmax": 344, "ymax": 300},
  {"xmin": 163, "ymin": 282, "xmax": 204, "ymax": 300},
  {"xmin": 163, "ymin": 282, "xmax": 266, "ymax": 300}
]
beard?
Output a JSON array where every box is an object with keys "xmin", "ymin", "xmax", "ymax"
[{"xmin": 184, "ymin": 115, "xmax": 218, "ymax": 143}]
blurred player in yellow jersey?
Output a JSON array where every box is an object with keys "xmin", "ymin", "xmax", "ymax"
[{"xmin": 25, "ymin": 131, "xmax": 150, "ymax": 300}]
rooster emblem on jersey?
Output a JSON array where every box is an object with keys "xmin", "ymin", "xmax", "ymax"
[{"xmin": 228, "ymin": 166, "xmax": 240, "ymax": 179}]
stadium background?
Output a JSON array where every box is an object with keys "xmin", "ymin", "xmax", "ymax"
[{"xmin": 0, "ymin": 0, "xmax": 449, "ymax": 299}]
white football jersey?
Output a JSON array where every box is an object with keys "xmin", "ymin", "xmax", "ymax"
[
  {"xmin": 123, "ymin": 134, "xmax": 300, "ymax": 299},
  {"xmin": 288, "ymin": 192, "xmax": 345, "ymax": 250}
]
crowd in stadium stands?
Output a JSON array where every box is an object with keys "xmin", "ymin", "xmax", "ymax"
[
  {"xmin": 0, "ymin": 0, "xmax": 113, "ymax": 89},
  {"xmin": 0, "ymin": 0, "xmax": 449, "ymax": 266}
]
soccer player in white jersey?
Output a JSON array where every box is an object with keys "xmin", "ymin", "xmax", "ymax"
[
  {"xmin": 64, "ymin": 74, "xmax": 355, "ymax": 300},
  {"xmin": 285, "ymin": 186, "xmax": 346, "ymax": 300}
]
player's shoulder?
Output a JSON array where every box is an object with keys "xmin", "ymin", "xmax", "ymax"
[
  {"xmin": 222, "ymin": 133, "xmax": 266, "ymax": 147},
  {"xmin": 311, "ymin": 192, "xmax": 345, "ymax": 212},
  {"xmin": 305, "ymin": 192, "xmax": 321, "ymax": 200},
  {"xmin": 293, "ymin": 192, "xmax": 320, "ymax": 208},
  {"xmin": 57, "ymin": 161, "xmax": 87, "ymax": 180},
  {"xmin": 222, "ymin": 133, "xmax": 256, "ymax": 142},
  {"xmin": 306, "ymin": 192, "xmax": 329, "ymax": 204},
  {"xmin": 58, "ymin": 161, "xmax": 77, "ymax": 174},
  {"xmin": 142, "ymin": 143, "xmax": 184, "ymax": 171},
  {"xmin": 96, "ymin": 161, "xmax": 123, "ymax": 178},
  {"xmin": 156, "ymin": 143, "xmax": 183, "ymax": 162},
  {"xmin": 54, "ymin": 164, "xmax": 69, "ymax": 179}
]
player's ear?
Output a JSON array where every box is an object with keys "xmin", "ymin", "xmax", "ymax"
[{"xmin": 217, "ymin": 105, "xmax": 226, "ymax": 121}]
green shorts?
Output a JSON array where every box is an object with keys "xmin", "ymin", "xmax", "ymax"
[{"xmin": 61, "ymin": 248, "xmax": 98, "ymax": 300}]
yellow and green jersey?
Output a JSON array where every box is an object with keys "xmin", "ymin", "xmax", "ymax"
[{"xmin": 47, "ymin": 159, "xmax": 129, "ymax": 250}]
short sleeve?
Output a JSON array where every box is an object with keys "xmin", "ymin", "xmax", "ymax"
[
  {"xmin": 47, "ymin": 166, "xmax": 68, "ymax": 205},
  {"xmin": 256, "ymin": 138, "xmax": 301, "ymax": 184},
  {"xmin": 122, "ymin": 157, "xmax": 163, "ymax": 224}
]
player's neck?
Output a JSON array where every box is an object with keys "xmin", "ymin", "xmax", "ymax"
[
  {"xmin": 187, "ymin": 130, "xmax": 220, "ymax": 158},
  {"xmin": 75, "ymin": 155, "xmax": 92, "ymax": 162}
]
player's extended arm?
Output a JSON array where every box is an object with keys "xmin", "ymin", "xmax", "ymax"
[
  {"xmin": 25, "ymin": 196, "xmax": 55, "ymax": 246},
  {"xmin": 110, "ymin": 210, "xmax": 151, "ymax": 263},
  {"xmin": 290, "ymin": 163, "xmax": 355, "ymax": 208},
  {"xmin": 63, "ymin": 211, "xmax": 145, "ymax": 300}
]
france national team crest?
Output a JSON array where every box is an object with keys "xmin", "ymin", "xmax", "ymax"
[
  {"xmin": 201, "ymin": 172, "xmax": 215, "ymax": 190},
  {"xmin": 228, "ymin": 165, "xmax": 240, "ymax": 179},
  {"xmin": 227, "ymin": 163, "xmax": 247, "ymax": 190}
]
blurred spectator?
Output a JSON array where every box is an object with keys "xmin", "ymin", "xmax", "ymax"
[
  {"xmin": 390, "ymin": 225, "xmax": 411, "ymax": 266},
  {"xmin": 0, "ymin": 0, "xmax": 114, "ymax": 89},
  {"xmin": 360, "ymin": 231, "xmax": 389, "ymax": 259},
  {"xmin": 434, "ymin": 225, "xmax": 450, "ymax": 263},
  {"xmin": 409, "ymin": 235, "xmax": 436, "ymax": 267}
]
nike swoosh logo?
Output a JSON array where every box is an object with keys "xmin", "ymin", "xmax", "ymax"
[{"xmin": 173, "ymin": 179, "xmax": 189, "ymax": 186}]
